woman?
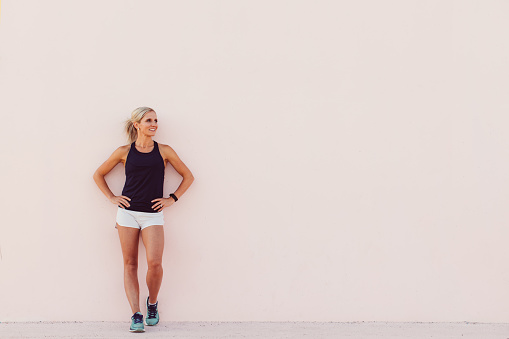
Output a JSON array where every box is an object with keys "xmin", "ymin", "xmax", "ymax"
[{"xmin": 93, "ymin": 107, "xmax": 194, "ymax": 332}]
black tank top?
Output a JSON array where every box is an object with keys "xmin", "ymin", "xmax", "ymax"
[{"xmin": 121, "ymin": 141, "xmax": 165, "ymax": 213}]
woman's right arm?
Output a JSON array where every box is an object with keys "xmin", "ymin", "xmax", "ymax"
[{"xmin": 93, "ymin": 146, "xmax": 131, "ymax": 208}]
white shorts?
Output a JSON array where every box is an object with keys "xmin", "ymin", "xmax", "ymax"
[{"xmin": 116, "ymin": 207, "xmax": 164, "ymax": 230}]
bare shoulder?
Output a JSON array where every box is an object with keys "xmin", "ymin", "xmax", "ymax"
[
  {"xmin": 157, "ymin": 142, "xmax": 193, "ymax": 177},
  {"xmin": 113, "ymin": 144, "xmax": 131, "ymax": 163},
  {"xmin": 157, "ymin": 142, "xmax": 174, "ymax": 152},
  {"xmin": 117, "ymin": 144, "xmax": 131, "ymax": 154},
  {"xmin": 157, "ymin": 143, "xmax": 178, "ymax": 160},
  {"xmin": 94, "ymin": 144, "xmax": 131, "ymax": 176}
]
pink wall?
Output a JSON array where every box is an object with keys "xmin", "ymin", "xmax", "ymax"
[{"xmin": 1, "ymin": 0, "xmax": 509, "ymax": 322}]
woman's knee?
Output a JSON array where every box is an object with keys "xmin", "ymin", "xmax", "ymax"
[
  {"xmin": 124, "ymin": 257, "xmax": 138, "ymax": 270},
  {"xmin": 147, "ymin": 258, "xmax": 162, "ymax": 270}
]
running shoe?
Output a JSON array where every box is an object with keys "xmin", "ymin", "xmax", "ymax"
[
  {"xmin": 130, "ymin": 311, "xmax": 145, "ymax": 332},
  {"xmin": 145, "ymin": 297, "xmax": 159, "ymax": 326}
]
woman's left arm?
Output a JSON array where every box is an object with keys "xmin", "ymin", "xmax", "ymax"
[{"xmin": 152, "ymin": 144, "xmax": 195, "ymax": 211}]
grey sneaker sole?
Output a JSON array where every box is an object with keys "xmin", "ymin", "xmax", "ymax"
[{"xmin": 129, "ymin": 328, "xmax": 145, "ymax": 333}]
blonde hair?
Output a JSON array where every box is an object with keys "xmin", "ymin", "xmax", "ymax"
[{"xmin": 125, "ymin": 107, "xmax": 155, "ymax": 144}]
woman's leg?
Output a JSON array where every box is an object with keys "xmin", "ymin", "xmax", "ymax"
[
  {"xmin": 117, "ymin": 224, "xmax": 141, "ymax": 313},
  {"xmin": 141, "ymin": 225, "xmax": 164, "ymax": 303}
]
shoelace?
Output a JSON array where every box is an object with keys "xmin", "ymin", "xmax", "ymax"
[
  {"xmin": 132, "ymin": 314, "xmax": 143, "ymax": 324},
  {"xmin": 147, "ymin": 303, "xmax": 158, "ymax": 318}
]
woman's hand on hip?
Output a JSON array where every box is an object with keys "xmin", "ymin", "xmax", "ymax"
[
  {"xmin": 151, "ymin": 197, "xmax": 174, "ymax": 212},
  {"xmin": 110, "ymin": 195, "xmax": 131, "ymax": 209}
]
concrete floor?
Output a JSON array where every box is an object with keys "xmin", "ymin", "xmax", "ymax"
[{"xmin": 1, "ymin": 321, "xmax": 509, "ymax": 339}]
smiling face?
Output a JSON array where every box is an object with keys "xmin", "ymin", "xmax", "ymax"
[{"xmin": 134, "ymin": 110, "xmax": 158, "ymax": 137}]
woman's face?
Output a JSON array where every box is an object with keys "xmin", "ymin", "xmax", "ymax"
[{"xmin": 135, "ymin": 111, "xmax": 158, "ymax": 137}]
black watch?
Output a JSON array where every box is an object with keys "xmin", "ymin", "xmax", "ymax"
[{"xmin": 170, "ymin": 193, "xmax": 178, "ymax": 202}]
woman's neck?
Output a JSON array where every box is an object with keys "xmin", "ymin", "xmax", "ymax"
[{"xmin": 135, "ymin": 136, "xmax": 154, "ymax": 147}]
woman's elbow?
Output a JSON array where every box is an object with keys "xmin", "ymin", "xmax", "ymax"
[{"xmin": 93, "ymin": 170, "xmax": 103, "ymax": 181}]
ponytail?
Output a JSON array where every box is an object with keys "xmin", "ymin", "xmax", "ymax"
[{"xmin": 125, "ymin": 119, "xmax": 138, "ymax": 144}]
